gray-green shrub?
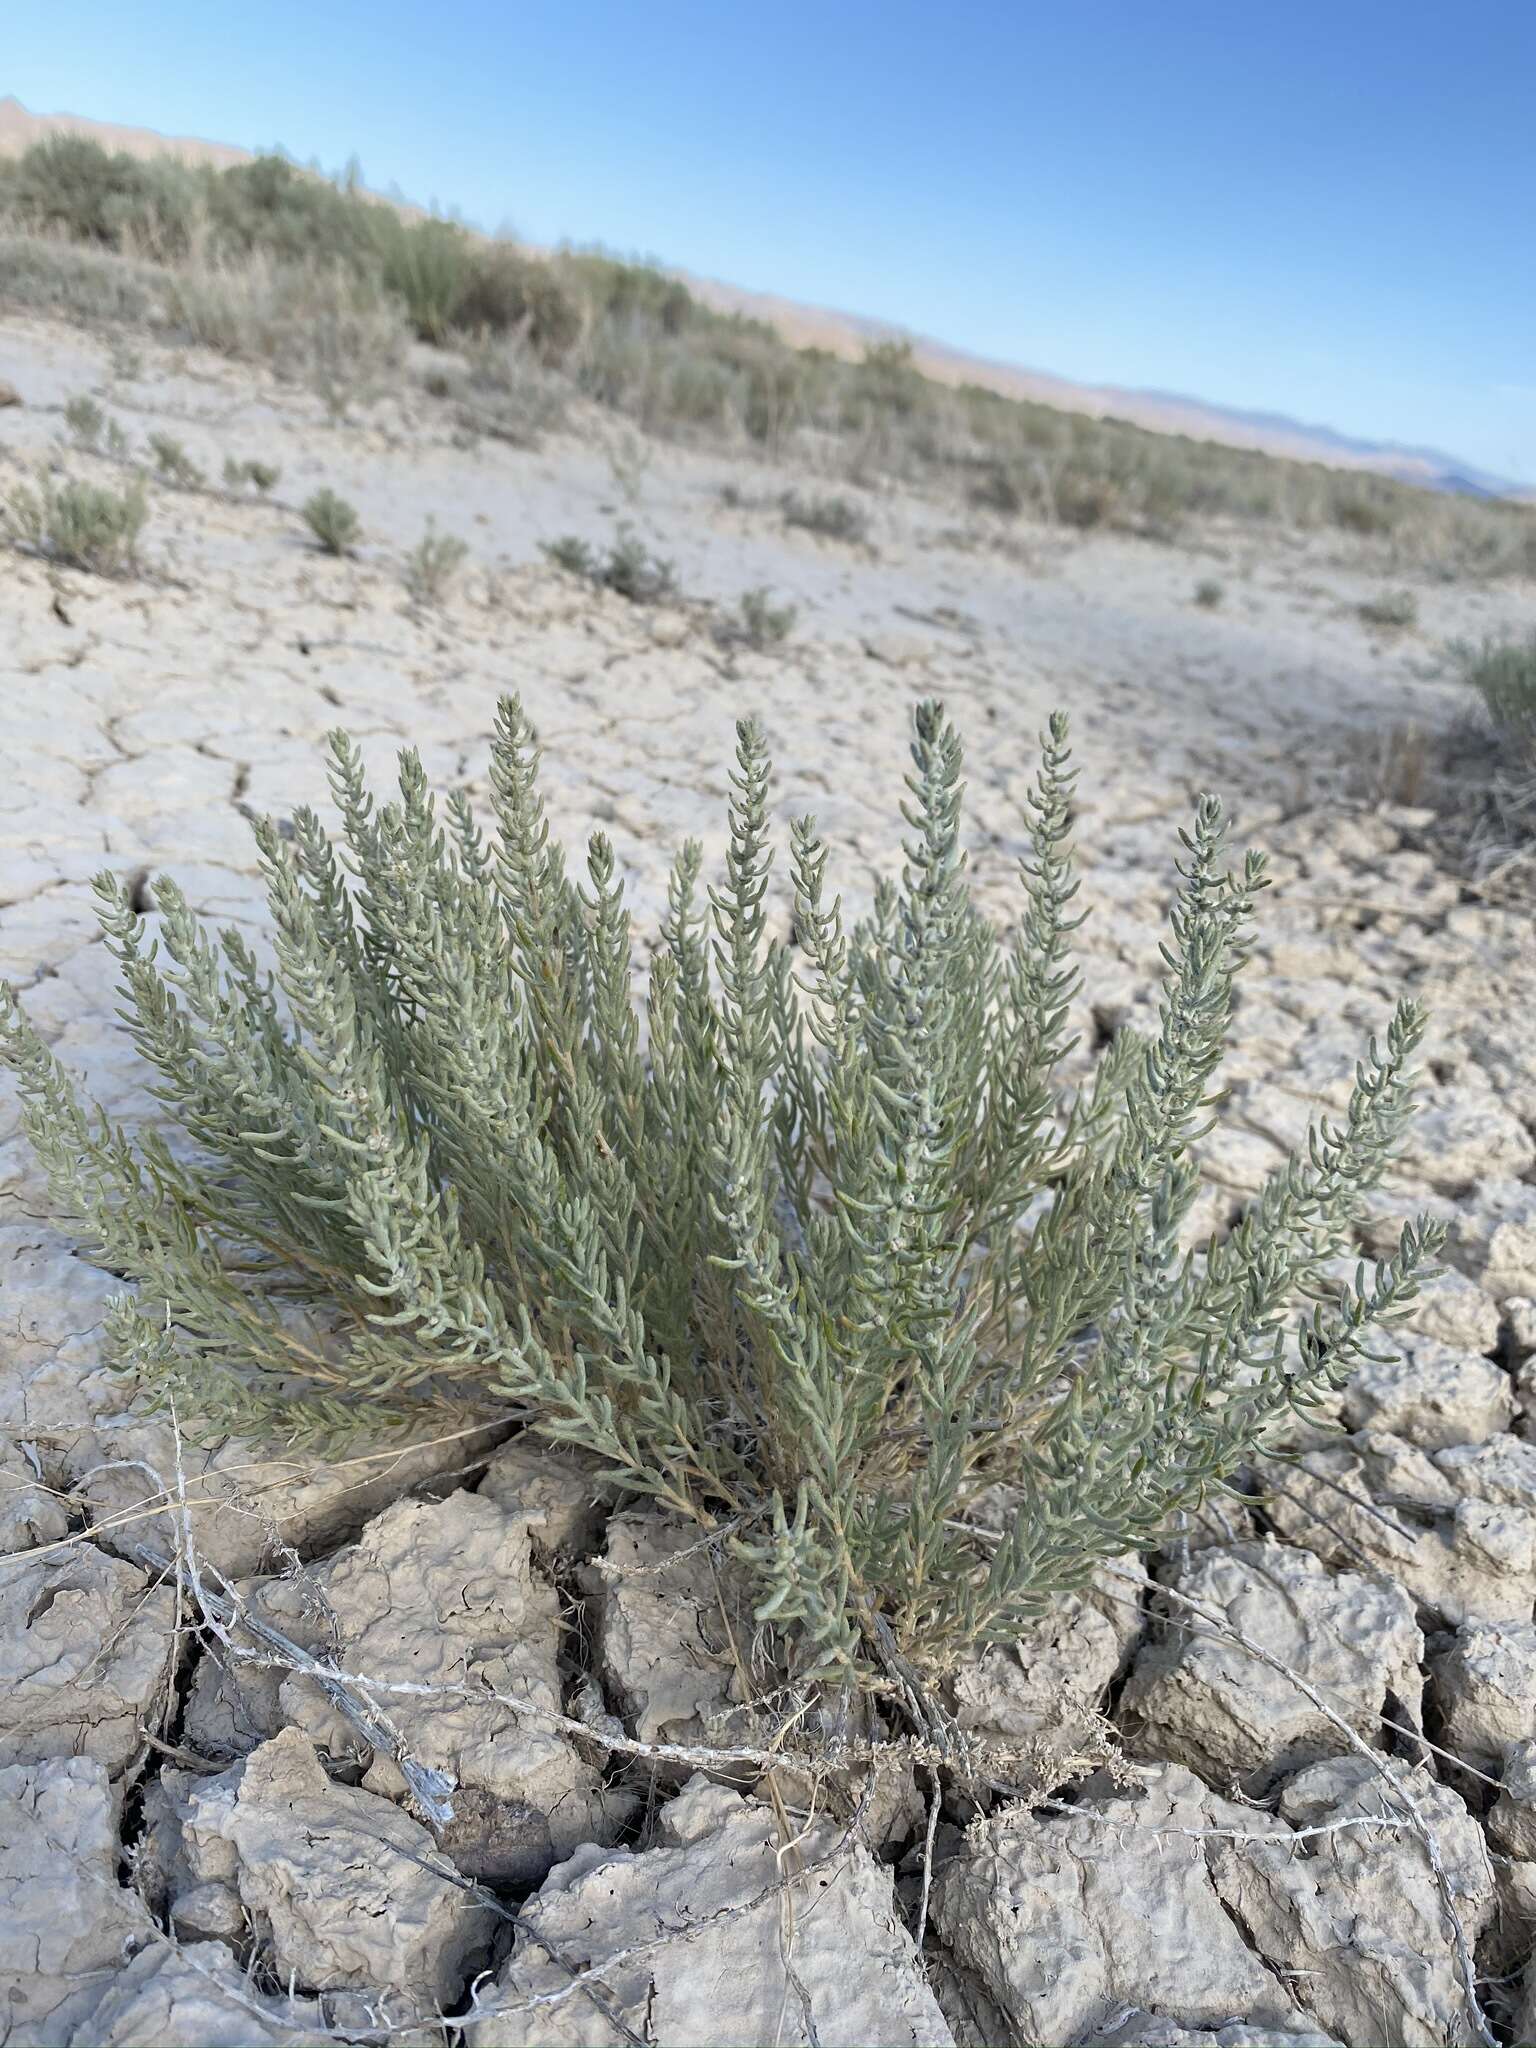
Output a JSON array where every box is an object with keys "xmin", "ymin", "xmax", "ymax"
[
  {"xmin": 542, "ymin": 528, "xmax": 678, "ymax": 603},
  {"xmin": 403, "ymin": 521, "xmax": 469, "ymax": 605},
  {"xmin": 782, "ymin": 490, "xmax": 870, "ymax": 544},
  {"xmin": 63, "ymin": 394, "xmax": 107, "ymax": 450},
  {"xmin": 453, "ymin": 244, "xmax": 584, "ymax": 360},
  {"xmin": 1457, "ymin": 631, "xmax": 1536, "ymax": 760},
  {"xmin": 1358, "ymin": 589, "xmax": 1418, "ymax": 631},
  {"xmin": 148, "ymin": 432, "xmax": 205, "ymax": 490},
  {"xmin": 0, "ymin": 699, "xmax": 1438, "ymax": 1681},
  {"xmin": 302, "ymin": 487, "xmax": 362, "ymax": 556},
  {"xmin": 719, "ymin": 586, "xmax": 797, "ymax": 650},
  {"xmin": 373, "ymin": 214, "xmax": 470, "ymax": 344},
  {"xmin": 439, "ymin": 338, "xmax": 569, "ymax": 449},
  {"xmin": 6, "ymin": 474, "xmax": 148, "ymax": 574},
  {"xmin": 223, "ymin": 457, "xmax": 282, "ymax": 494}
]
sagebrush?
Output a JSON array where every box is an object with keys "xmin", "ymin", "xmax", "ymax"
[
  {"xmin": 1358, "ymin": 588, "xmax": 1417, "ymax": 631},
  {"xmin": 148, "ymin": 432, "xmax": 205, "ymax": 490},
  {"xmin": 403, "ymin": 520, "xmax": 469, "ymax": 605},
  {"xmin": 0, "ymin": 699, "xmax": 1439, "ymax": 1681},
  {"xmin": 782, "ymin": 490, "xmax": 870, "ymax": 544},
  {"xmin": 302, "ymin": 487, "xmax": 361, "ymax": 555},
  {"xmin": 6, "ymin": 473, "xmax": 148, "ymax": 573},
  {"xmin": 719, "ymin": 586, "xmax": 797, "ymax": 650},
  {"xmin": 542, "ymin": 528, "xmax": 678, "ymax": 604},
  {"xmin": 63, "ymin": 393, "xmax": 107, "ymax": 450},
  {"xmin": 223, "ymin": 457, "xmax": 282, "ymax": 494},
  {"xmin": 1458, "ymin": 631, "xmax": 1536, "ymax": 763}
]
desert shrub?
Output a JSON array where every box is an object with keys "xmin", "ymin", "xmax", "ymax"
[
  {"xmin": 0, "ymin": 135, "xmax": 192, "ymax": 253},
  {"xmin": 222, "ymin": 457, "xmax": 282, "ymax": 494},
  {"xmin": 1357, "ymin": 589, "xmax": 1418, "ymax": 630},
  {"xmin": 1330, "ymin": 482, "xmax": 1404, "ymax": 538},
  {"xmin": 570, "ymin": 317, "xmax": 658, "ymax": 417},
  {"xmin": 849, "ymin": 339, "xmax": 927, "ymax": 418},
  {"xmin": 454, "ymin": 244, "xmax": 584, "ymax": 361},
  {"xmin": 403, "ymin": 520, "xmax": 469, "ymax": 604},
  {"xmin": 1457, "ymin": 632, "xmax": 1536, "ymax": 761},
  {"xmin": 302, "ymin": 487, "xmax": 362, "ymax": 555},
  {"xmin": 64, "ymin": 395, "xmax": 108, "ymax": 451},
  {"xmin": 373, "ymin": 214, "xmax": 470, "ymax": 343},
  {"xmin": 1135, "ymin": 462, "xmax": 1189, "ymax": 540},
  {"xmin": 163, "ymin": 258, "xmax": 408, "ymax": 414},
  {"xmin": 969, "ymin": 461, "xmax": 1029, "ymax": 516},
  {"xmin": 564, "ymin": 250, "xmax": 697, "ymax": 334},
  {"xmin": 202, "ymin": 154, "xmax": 379, "ymax": 273},
  {"xmin": 782, "ymin": 490, "xmax": 870, "ymax": 544},
  {"xmin": 542, "ymin": 534, "xmax": 599, "ymax": 577},
  {"xmin": 148, "ymin": 432, "xmax": 205, "ymax": 489},
  {"xmin": 444, "ymin": 339, "xmax": 568, "ymax": 447},
  {"xmin": 0, "ymin": 232, "xmax": 164, "ymax": 325},
  {"xmin": 1050, "ymin": 466, "xmax": 1121, "ymax": 530},
  {"xmin": 1194, "ymin": 579, "xmax": 1225, "ymax": 609},
  {"xmin": 6, "ymin": 474, "xmax": 148, "ymax": 573},
  {"xmin": 0, "ymin": 700, "xmax": 1438, "ymax": 1681},
  {"xmin": 657, "ymin": 352, "xmax": 735, "ymax": 430},
  {"xmin": 719, "ymin": 586, "xmax": 797, "ymax": 650},
  {"xmin": 741, "ymin": 354, "xmax": 813, "ymax": 445},
  {"xmin": 541, "ymin": 528, "xmax": 678, "ymax": 603},
  {"xmin": 61, "ymin": 391, "xmax": 131, "ymax": 462},
  {"xmin": 595, "ymin": 529, "xmax": 676, "ymax": 602}
]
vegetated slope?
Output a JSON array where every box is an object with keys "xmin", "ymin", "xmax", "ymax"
[{"xmin": 0, "ymin": 92, "xmax": 1512, "ymax": 497}]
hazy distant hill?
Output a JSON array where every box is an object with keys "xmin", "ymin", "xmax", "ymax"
[
  {"xmin": 0, "ymin": 94, "xmax": 253, "ymax": 172},
  {"xmin": 1, "ymin": 94, "xmax": 1516, "ymax": 498}
]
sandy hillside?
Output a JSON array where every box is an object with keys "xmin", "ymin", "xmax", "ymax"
[{"xmin": 2, "ymin": 302, "xmax": 1536, "ymax": 2047}]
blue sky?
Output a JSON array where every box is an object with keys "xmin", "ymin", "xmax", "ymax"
[{"xmin": 10, "ymin": 0, "xmax": 1536, "ymax": 481}]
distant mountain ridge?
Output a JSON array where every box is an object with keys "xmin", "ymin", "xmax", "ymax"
[{"xmin": 1, "ymin": 94, "xmax": 1518, "ymax": 499}]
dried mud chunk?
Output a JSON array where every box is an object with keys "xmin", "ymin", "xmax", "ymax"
[
  {"xmin": 158, "ymin": 1727, "xmax": 496, "ymax": 2013},
  {"xmin": 1121, "ymin": 1540, "xmax": 1422, "ymax": 1791},
  {"xmin": 1210, "ymin": 1756, "xmax": 1495, "ymax": 2048},
  {"xmin": 930, "ymin": 1764, "xmax": 1303, "ymax": 2046},
  {"xmin": 0, "ymin": 1756, "xmax": 153, "ymax": 2046},
  {"xmin": 465, "ymin": 1775, "xmax": 952, "ymax": 2047},
  {"xmin": 182, "ymin": 1488, "xmax": 626, "ymax": 1877},
  {"xmin": 0, "ymin": 1544, "xmax": 176, "ymax": 1775}
]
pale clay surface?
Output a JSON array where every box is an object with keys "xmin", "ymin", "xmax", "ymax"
[{"xmin": 3, "ymin": 308, "xmax": 1536, "ymax": 2043}]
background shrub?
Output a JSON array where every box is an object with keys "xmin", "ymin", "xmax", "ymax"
[
  {"xmin": 6, "ymin": 474, "xmax": 148, "ymax": 573},
  {"xmin": 442, "ymin": 338, "xmax": 569, "ymax": 447},
  {"xmin": 0, "ymin": 233, "xmax": 164, "ymax": 325},
  {"xmin": 1458, "ymin": 632, "xmax": 1536, "ymax": 761},
  {"xmin": 302, "ymin": 487, "xmax": 362, "ymax": 555},
  {"xmin": 148, "ymin": 431, "xmax": 204, "ymax": 489},
  {"xmin": 541, "ymin": 528, "xmax": 678, "ymax": 602},
  {"xmin": 63, "ymin": 394, "xmax": 107, "ymax": 450},
  {"xmin": 782, "ymin": 490, "xmax": 870, "ymax": 543},
  {"xmin": 718, "ymin": 585, "xmax": 797, "ymax": 649},
  {"xmin": 373, "ymin": 214, "xmax": 470, "ymax": 343},
  {"xmin": 403, "ymin": 520, "xmax": 469, "ymax": 604},
  {"xmin": 454, "ymin": 245, "xmax": 584, "ymax": 360},
  {"xmin": 223, "ymin": 456, "xmax": 282, "ymax": 494},
  {"xmin": 1357, "ymin": 589, "xmax": 1418, "ymax": 630}
]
